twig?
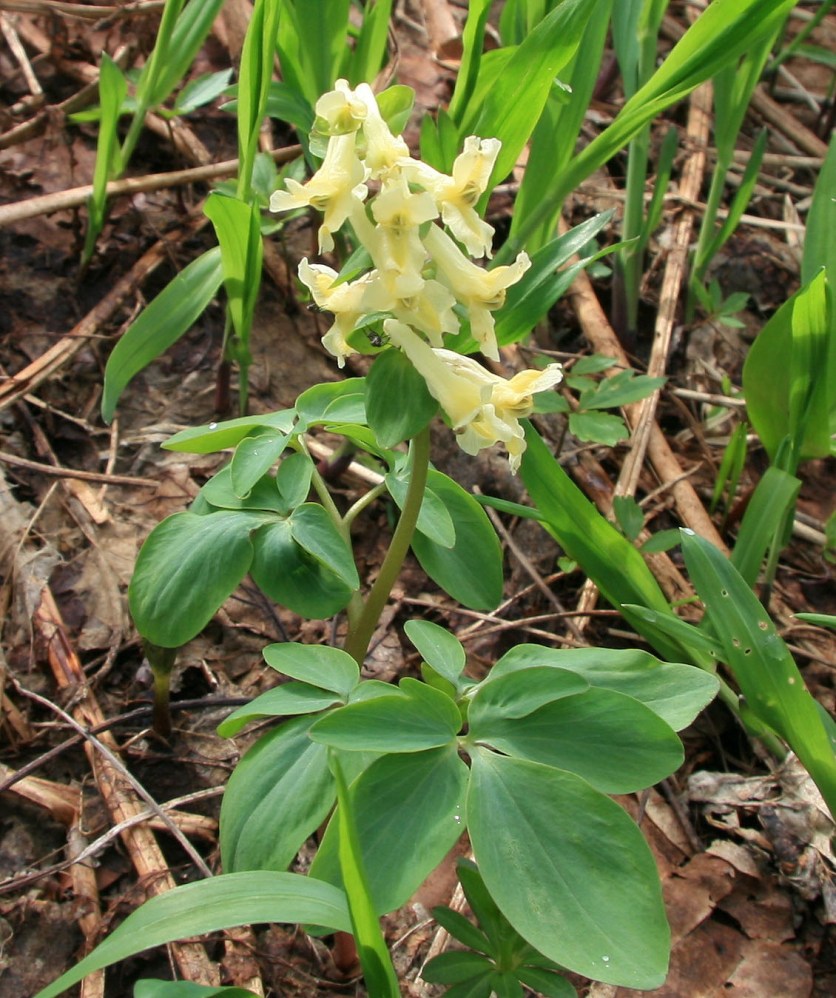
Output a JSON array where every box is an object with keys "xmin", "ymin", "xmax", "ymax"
[
  {"xmin": 0, "ymin": 147, "xmax": 301, "ymax": 228},
  {"xmin": 0, "ymin": 450, "xmax": 158, "ymax": 486}
]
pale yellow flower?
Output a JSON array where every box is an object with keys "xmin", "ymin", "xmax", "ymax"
[
  {"xmin": 369, "ymin": 174, "xmax": 438, "ymax": 294},
  {"xmin": 402, "ymin": 136, "xmax": 500, "ymax": 258},
  {"xmin": 270, "ymin": 132, "xmax": 367, "ymax": 253},
  {"xmin": 298, "ymin": 258, "xmax": 373, "ymax": 367},
  {"xmin": 384, "ymin": 319, "xmax": 562, "ymax": 472},
  {"xmin": 354, "ymin": 83, "xmax": 410, "ymax": 178},
  {"xmin": 424, "ymin": 225, "xmax": 530, "ymax": 360},
  {"xmin": 364, "ymin": 275, "xmax": 458, "ymax": 347},
  {"xmin": 314, "ymin": 79, "xmax": 367, "ymax": 136}
]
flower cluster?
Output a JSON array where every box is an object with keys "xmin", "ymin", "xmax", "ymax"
[{"xmin": 270, "ymin": 80, "xmax": 562, "ymax": 471}]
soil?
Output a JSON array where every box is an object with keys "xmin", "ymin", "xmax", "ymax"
[{"xmin": 1, "ymin": 3, "xmax": 834, "ymax": 998}]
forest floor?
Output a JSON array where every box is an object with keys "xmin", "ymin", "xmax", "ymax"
[{"xmin": 0, "ymin": 1, "xmax": 834, "ymax": 996}]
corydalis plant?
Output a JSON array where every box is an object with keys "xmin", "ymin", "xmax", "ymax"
[{"xmin": 270, "ymin": 79, "xmax": 562, "ymax": 471}]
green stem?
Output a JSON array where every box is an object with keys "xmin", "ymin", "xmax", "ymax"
[
  {"xmin": 343, "ymin": 483, "xmax": 387, "ymax": 529},
  {"xmin": 343, "ymin": 427, "xmax": 430, "ymax": 665}
]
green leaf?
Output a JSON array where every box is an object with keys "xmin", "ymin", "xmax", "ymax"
[
  {"xmin": 430, "ymin": 905, "xmax": 492, "ymax": 956},
  {"xmin": 143, "ymin": 0, "xmax": 225, "ymax": 109},
  {"xmin": 204, "ymin": 192, "xmax": 263, "ymax": 352},
  {"xmin": 310, "ymin": 679, "xmax": 461, "ymax": 753},
  {"xmin": 386, "ymin": 470, "xmax": 455, "ymax": 549},
  {"xmin": 460, "ymin": 0, "xmax": 597, "ymax": 190},
  {"xmin": 34, "ymin": 872, "xmax": 350, "ymax": 998},
  {"xmin": 230, "ymin": 430, "xmax": 290, "ymax": 498},
  {"xmin": 470, "ymin": 688, "xmax": 683, "ymax": 794},
  {"xmin": 217, "ymin": 682, "xmax": 342, "ymax": 737},
  {"xmin": 200, "ymin": 465, "xmax": 286, "ymax": 513},
  {"xmin": 220, "ymin": 716, "xmax": 334, "ymax": 872},
  {"xmin": 351, "ymin": 3, "xmax": 397, "ymax": 87},
  {"xmin": 102, "ymin": 248, "xmax": 223, "ymax": 422},
  {"xmin": 311, "ymin": 746, "xmax": 468, "ymax": 914},
  {"xmin": 681, "ymin": 530, "xmax": 836, "ymax": 816},
  {"xmin": 731, "ymin": 467, "xmax": 801, "ymax": 585},
  {"xmin": 404, "ymin": 619, "xmax": 466, "ymax": 685},
  {"xmin": 129, "ymin": 510, "xmax": 265, "ymax": 647},
  {"xmin": 516, "ymin": 968, "xmax": 576, "ymax": 998},
  {"xmin": 582, "ymin": 370, "xmax": 666, "ymax": 410},
  {"xmin": 163, "ymin": 409, "xmax": 295, "ymax": 454},
  {"xmin": 640, "ymin": 528, "xmax": 684, "ymax": 554},
  {"xmin": 276, "ymin": 451, "xmax": 314, "ymax": 508},
  {"xmin": 172, "ymin": 69, "xmax": 234, "ymax": 116},
  {"xmin": 411, "ymin": 471, "xmax": 503, "ymax": 610},
  {"xmin": 795, "ymin": 613, "xmax": 836, "ymax": 630},
  {"xmin": 135, "ymin": 981, "xmax": 257, "ymax": 998},
  {"xmin": 328, "ymin": 752, "xmax": 401, "ymax": 998},
  {"xmin": 520, "ymin": 424, "xmax": 686, "ymax": 662},
  {"xmin": 467, "ymin": 751, "xmax": 669, "ymax": 989},
  {"xmin": 237, "ymin": 0, "xmax": 282, "ymax": 194},
  {"xmin": 262, "ymin": 642, "xmax": 360, "ymax": 696},
  {"xmin": 802, "ymin": 134, "xmax": 836, "ymax": 284},
  {"xmin": 421, "ymin": 951, "xmax": 495, "ymax": 985},
  {"xmin": 568, "ymin": 411, "xmax": 629, "ymax": 446},
  {"xmin": 288, "ymin": 503, "xmax": 359, "ymax": 588},
  {"xmin": 366, "ymin": 347, "xmax": 438, "ymax": 447},
  {"xmin": 295, "ymin": 378, "xmax": 366, "ymax": 429},
  {"xmin": 470, "ymin": 667, "xmax": 589, "ymax": 724},
  {"xmin": 250, "ymin": 519, "xmax": 355, "ymax": 618},
  {"xmin": 613, "ymin": 495, "xmax": 644, "ymax": 541},
  {"xmin": 492, "ymin": 645, "xmax": 718, "ymax": 732}
]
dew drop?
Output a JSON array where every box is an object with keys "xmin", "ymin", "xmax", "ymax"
[
  {"xmin": 602, "ymin": 955, "xmax": 610, "ymax": 963},
  {"xmin": 208, "ymin": 422, "xmax": 218, "ymax": 430},
  {"xmin": 252, "ymin": 450, "xmax": 259, "ymax": 456},
  {"xmin": 788, "ymin": 677, "xmax": 796, "ymax": 685}
]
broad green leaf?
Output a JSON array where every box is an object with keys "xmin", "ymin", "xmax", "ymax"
[
  {"xmin": 366, "ymin": 347, "xmax": 438, "ymax": 447},
  {"xmin": 467, "ymin": 751, "xmax": 669, "ymax": 988},
  {"xmin": 681, "ymin": 530, "xmax": 836, "ymax": 816},
  {"xmin": 404, "ymin": 619, "xmax": 466, "ymax": 685},
  {"xmin": 276, "ymin": 451, "xmax": 314, "ymax": 508},
  {"xmin": 163, "ymin": 409, "xmax": 295, "ymax": 454},
  {"xmin": 310, "ymin": 679, "xmax": 461, "ymax": 753},
  {"xmin": 129, "ymin": 510, "xmax": 265, "ymax": 647},
  {"xmin": 311, "ymin": 746, "xmax": 468, "ymax": 914},
  {"xmin": 220, "ymin": 717, "xmax": 334, "ymax": 872},
  {"xmin": 34, "ymin": 872, "xmax": 350, "ymax": 998},
  {"xmin": 469, "ymin": 667, "xmax": 588, "ymax": 724},
  {"xmin": 569, "ymin": 411, "xmax": 628, "ymax": 446},
  {"xmin": 136, "ymin": 981, "xmax": 257, "ymax": 998},
  {"xmin": 230, "ymin": 430, "xmax": 290, "ymax": 498},
  {"xmin": 446, "ymin": 0, "xmax": 492, "ymax": 128},
  {"xmin": 411, "ymin": 471, "xmax": 503, "ymax": 610},
  {"xmin": 102, "ymin": 248, "xmax": 223, "ymax": 422},
  {"xmin": 262, "ymin": 642, "xmax": 360, "ymax": 696},
  {"xmin": 288, "ymin": 503, "xmax": 359, "ymax": 588},
  {"xmin": 490, "ymin": 645, "xmax": 719, "ymax": 732},
  {"xmin": 217, "ymin": 682, "xmax": 342, "ymax": 737},
  {"xmin": 262, "ymin": 80, "xmax": 315, "ymax": 132},
  {"xmin": 350, "ymin": 2, "xmax": 397, "ymax": 86},
  {"xmin": 386, "ymin": 471, "xmax": 455, "ymax": 549},
  {"xmin": 295, "ymin": 378, "xmax": 366, "ymax": 429},
  {"xmin": 200, "ymin": 465, "xmax": 286, "ymax": 513},
  {"xmin": 470, "ymin": 689, "xmax": 683, "ymax": 794},
  {"xmin": 250, "ymin": 519, "xmax": 355, "ymax": 618}
]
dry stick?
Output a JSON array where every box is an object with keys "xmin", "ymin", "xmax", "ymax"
[
  {"xmin": 0, "ymin": 146, "xmax": 301, "ymax": 228},
  {"xmin": 0, "ymin": 11, "xmax": 43, "ymax": 100},
  {"xmin": 31, "ymin": 587, "xmax": 220, "ymax": 986},
  {"xmin": 0, "ymin": 1, "xmax": 163, "ymax": 18},
  {"xmin": 0, "ymin": 449, "xmax": 158, "ymax": 486},
  {"xmin": 616, "ymin": 79, "xmax": 712, "ymax": 501}
]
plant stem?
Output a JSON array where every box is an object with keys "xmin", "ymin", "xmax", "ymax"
[{"xmin": 343, "ymin": 427, "xmax": 430, "ymax": 665}]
